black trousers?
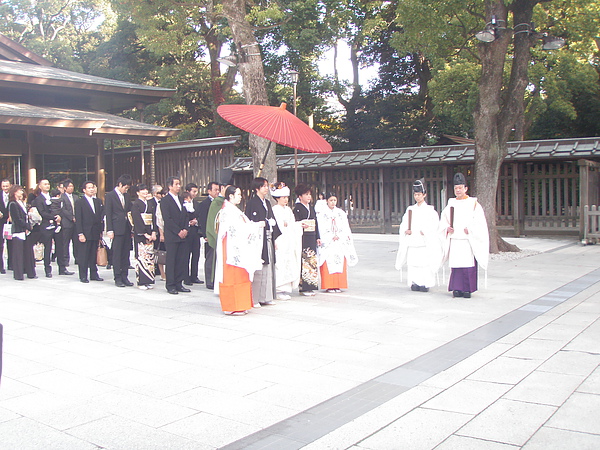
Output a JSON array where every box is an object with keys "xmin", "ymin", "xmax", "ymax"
[
  {"xmin": 111, "ymin": 234, "xmax": 131, "ymax": 282},
  {"xmin": 204, "ymin": 242, "xmax": 215, "ymax": 288},
  {"xmin": 78, "ymin": 239, "xmax": 99, "ymax": 281},
  {"xmin": 165, "ymin": 240, "xmax": 188, "ymax": 291},
  {"xmin": 11, "ymin": 236, "xmax": 36, "ymax": 280},
  {"xmin": 59, "ymin": 226, "xmax": 76, "ymax": 267},
  {"xmin": 187, "ymin": 233, "xmax": 201, "ymax": 282}
]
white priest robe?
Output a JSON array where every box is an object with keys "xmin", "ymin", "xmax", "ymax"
[{"xmin": 272, "ymin": 204, "xmax": 303, "ymax": 293}]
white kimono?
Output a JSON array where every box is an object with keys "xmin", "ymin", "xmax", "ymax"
[
  {"xmin": 440, "ymin": 196, "xmax": 489, "ymax": 271},
  {"xmin": 395, "ymin": 202, "xmax": 443, "ymax": 288},
  {"xmin": 272, "ymin": 204, "xmax": 303, "ymax": 293},
  {"xmin": 214, "ymin": 200, "xmax": 264, "ymax": 295},
  {"xmin": 316, "ymin": 206, "xmax": 358, "ymax": 273}
]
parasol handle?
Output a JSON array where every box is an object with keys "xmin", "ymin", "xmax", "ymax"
[
  {"xmin": 450, "ymin": 206, "xmax": 454, "ymax": 228},
  {"xmin": 408, "ymin": 209, "xmax": 412, "ymax": 231},
  {"xmin": 256, "ymin": 140, "xmax": 274, "ymax": 177}
]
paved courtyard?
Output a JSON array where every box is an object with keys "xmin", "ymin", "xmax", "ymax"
[{"xmin": 0, "ymin": 234, "xmax": 598, "ymax": 449}]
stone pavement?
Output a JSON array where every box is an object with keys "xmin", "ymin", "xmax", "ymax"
[{"xmin": 0, "ymin": 235, "xmax": 598, "ymax": 449}]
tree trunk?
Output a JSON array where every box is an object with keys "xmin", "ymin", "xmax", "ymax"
[
  {"xmin": 473, "ymin": 0, "xmax": 542, "ymax": 253},
  {"xmin": 222, "ymin": 0, "xmax": 277, "ymax": 183}
]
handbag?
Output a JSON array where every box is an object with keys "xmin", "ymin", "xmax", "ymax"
[
  {"xmin": 28, "ymin": 207, "xmax": 42, "ymax": 226},
  {"xmin": 155, "ymin": 249, "xmax": 167, "ymax": 265},
  {"xmin": 97, "ymin": 240, "xmax": 108, "ymax": 266},
  {"xmin": 2, "ymin": 223, "xmax": 12, "ymax": 240}
]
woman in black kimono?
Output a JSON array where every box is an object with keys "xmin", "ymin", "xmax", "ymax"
[
  {"xmin": 130, "ymin": 184, "xmax": 157, "ymax": 290},
  {"xmin": 293, "ymin": 183, "xmax": 320, "ymax": 296}
]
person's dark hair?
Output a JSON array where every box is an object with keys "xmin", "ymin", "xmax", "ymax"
[
  {"xmin": 225, "ymin": 185, "xmax": 238, "ymax": 201},
  {"xmin": 295, "ymin": 183, "xmax": 311, "ymax": 197},
  {"xmin": 135, "ymin": 183, "xmax": 148, "ymax": 193},
  {"xmin": 326, "ymin": 192, "xmax": 337, "ymax": 200},
  {"xmin": 1, "ymin": 178, "xmax": 11, "ymax": 184},
  {"xmin": 116, "ymin": 174, "xmax": 133, "ymax": 187},
  {"xmin": 160, "ymin": 186, "xmax": 169, "ymax": 196},
  {"xmin": 62, "ymin": 178, "xmax": 74, "ymax": 189},
  {"xmin": 8, "ymin": 184, "xmax": 23, "ymax": 203},
  {"xmin": 81, "ymin": 180, "xmax": 96, "ymax": 191},
  {"xmin": 185, "ymin": 182, "xmax": 198, "ymax": 192},
  {"xmin": 50, "ymin": 188, "xmax": 61, "ymax": 197},
  {"xmin": 182, "ymin": 192, "xmax": 192, "ymax": 201},
  {"xmin": 57, "ymin": 181, "xmax": 64, "ymax": 188},
  {"xmin": 206, "ymin": 181, "xmax": 218, "ymax": 192},
  {"xmin": 250, "ymin": 177, "xmax": 268, "ymax": 193},
  {"xmin": 166, "ymin": 176, "xmax": 180, "ymax": 187}
]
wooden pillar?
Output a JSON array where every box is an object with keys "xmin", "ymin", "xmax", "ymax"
[
  {"xmin": 443, "ymin": 165, "xmax": 454, "ymax": 207},
  {"xmin": 577, "ymin": 159, "xmax": 594, "ymax": 239},
  {"xmin": 26, "ymin": 131, "xmax": 36, "ymax": 193},
  {"xmin": 380, "ymin": 167, "xmax": 392, "ymax": 234},
  {"xmin": 512, "ymin": 163, "xmax": 525, "ymax": 236},
  {"xmin": 97, "ymin": 138, "xmax": 106, "ymax": 200}
]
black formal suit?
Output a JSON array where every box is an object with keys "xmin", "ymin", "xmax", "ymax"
[
  {"xmin": 197, "ymin": 195, "xmax": 214, "ymax": 288},
  {"xmin": 0, "ymin": 190, "xmax": 11, "ymax": 271},
  {"xmin": 105, "ymin": 189, "xmax": 132, "ymax": 284},
  {"xmin": 245, "ymin": 195, "xmax": 281, "ymax": 264},
  {"xmin": 160, "ymin": 192, "xmax": 189, "ymax": 292},
  {"xmin": 8, "ymin": 201, "xmax": 35, "ymax": 280},
  {"xmin": 59, "ymin": 192, "xmax": 78, "ymax": 267},
  {"xmin": 74, "ymin": 195, "xmax": 104, "ymax": 281},
  {"xmin": 31, "ymin": 193, "xmax": 56, "ymax": 275}
]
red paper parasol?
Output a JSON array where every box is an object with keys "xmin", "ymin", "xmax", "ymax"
[{"xmin": 217, "ymin": 103, "xmax": 332, "ymax": 154}]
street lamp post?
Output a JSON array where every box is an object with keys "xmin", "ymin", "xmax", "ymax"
[{"xmin": 290, "ymin": 70, "xmax": 299, "ymax": 184}]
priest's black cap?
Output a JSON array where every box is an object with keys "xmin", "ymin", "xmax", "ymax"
[
  {"xmin": 413, "ymin": 178, "xmax": 426, "ymax": 194},
  {"xmin": 453, "ymin": 172, "xmax": 467, "ymax": 186}
]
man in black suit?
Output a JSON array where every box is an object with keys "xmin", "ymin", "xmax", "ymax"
[
  {"xmin": 160, "ymin": 176, "xmax": 190, "ymax": 295},
  {"xmin": 58, "ymin": 179, "xmax": 78, "ymax": 272},
  {"xmin": 245, "ymin": 177, "xmax": 281, "ymax": 306},
  {"xmin": 75, "ymin": 181, "xmax": 104, "ymax": 283},
  {"xmin": 197, "ymin": 181, "xmax": 219, "ymax": 289},
  {"xmin": 105, "ymin": 174, "xmax": 133, "ymax": 287},
  {"xmin": 31, "ymin": 179, "xmax": 60, "ymax": 277},
  {"xmin": 0, "ymin": 178, "xmax": 11, "ymax": 273},
  {"xmin": 184, "ymin": 182, "xmax": 204, "ymax": 286}
]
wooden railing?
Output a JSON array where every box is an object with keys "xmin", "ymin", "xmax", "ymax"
[{"xmin": 582, "ymin": 205, "xmax": 600, "ymax": 244}]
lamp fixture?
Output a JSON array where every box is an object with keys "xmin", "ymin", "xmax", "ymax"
[
  {"xmin": 216, "ymin": 55, "xmax": 238, "ymax": 67},
  {"xmin": 475, "ymin": 18, "xmax": 566, "ymax": 50},
  {"xmin": 289, "ymin": 70, "xmax": 299, "ymax": 85}
]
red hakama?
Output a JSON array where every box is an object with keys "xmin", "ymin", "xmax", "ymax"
[
  {"xmin": 219, "ymin": 236, "xmax": 253, "ymax": 312},
  {"xmin": 319, "ymin": 259, "xmax": 348, "ymax": 290}
]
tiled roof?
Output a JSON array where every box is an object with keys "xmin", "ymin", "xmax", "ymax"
[
  {"xmin": 227, "ymin": 137, "xmax": 600, "ymax": 172},
  {"xmin": 0, "ymin": 102, "xmax": 180, "ymax": 139}
]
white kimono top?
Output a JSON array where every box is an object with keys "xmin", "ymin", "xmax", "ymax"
[
  {"xmin": 214, "ymin": 200, "xmax": 264, "ymax": 294},
  {"xmin": 440, "ymin": 196, "xmax": 489, "ymax": 270},
  {"xmin": 395, "ymin": 202, "xmax": 443, "ymax": 273},
  {"xmin": 316, "ymin": 206, "xmax": 358, "ymax": 273}
]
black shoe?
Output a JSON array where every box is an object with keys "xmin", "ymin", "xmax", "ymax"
[
  {"xmin": 115, "ymin": 280, "xmax": 126, "ymax": 287},
  {"xmin": 191, "ymin": 278, "xmax": 204, "ymax": 284},
  {"xmin": 45, "ymin": 273, "xmax": 53, "ymax": 278},
  {"xmin": 129, "ymin": 265, "xmax": 134, "ymax": 269},
  {"xmin": 411, "ymin": 283, "xmax": 420, "ymax": 291},
  {"xmin": 0, "ymin": 269, "xmax": 5, "ymax": 274},
  {"xmin": 463, "ymin": 292, "xmax": 471, "ymax": 298},
  {"xmin": 176, "ymin": 286, "xmax": 191, "ymax": 293},
  {"xmin": 206, "ymin": 285, "xmax": 214, "ymax": 290},
  {"xmin": 80, "ymin": 278, "xmax": 89, "ymax": 283},
  {"xmin": 122, "ymin": 279, "xmax": 134, "ymax": 286},
  {"xmin": 28, "ymin": 275, "xmax": 38, "ymax": 279},
  {"xmin": 59, "ymin": 270, "xmax": 75, "ymax": 276},
  {"xmin": 106, "ymin": 264, "xmax": 112, "ymax": 270},
  {"xmin": 167, "ymin": 288, "xmax": 179, "ymax": 295},
  {"xmin": 419, "ymin": 286, "xmax": 429, "ymax": 292},
  {"xmin": 184, "ymin": 281, "xmax": 193, "ymax": 286},
  {"xmin": 453, "ymin": 290, "xmax": 463, "ymax": 298},
  {"xmin": 91, "ymin": 276, "xmax": 104, "ymax": 281}
]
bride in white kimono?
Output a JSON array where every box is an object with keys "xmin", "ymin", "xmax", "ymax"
[{"xmin": 271, "ymin": 183, "xmax": 302, "ymax": 300}]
